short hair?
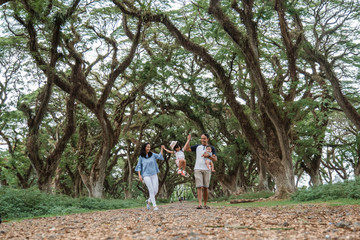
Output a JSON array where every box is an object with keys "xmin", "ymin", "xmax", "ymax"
[
  {"xmin": 174, "ymin": 142, "xmax": 181, "ymax": 150},
  {"xmin": 202, "ymin": 133, "xmax": 210, "ymax": 139}
]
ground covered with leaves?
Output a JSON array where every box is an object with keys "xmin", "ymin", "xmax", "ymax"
[{"xmin": 1, "ymin": 201, "xmax": 360, "ymax": 239}]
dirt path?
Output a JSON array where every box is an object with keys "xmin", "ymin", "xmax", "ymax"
[{"xmin": 1, "ymin": 201, "xmax": 360, "ymax": 239}]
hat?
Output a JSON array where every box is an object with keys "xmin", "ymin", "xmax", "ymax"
[{"xmin": 170, "ymin": 141, "xmax": 177, "ymax": 150}]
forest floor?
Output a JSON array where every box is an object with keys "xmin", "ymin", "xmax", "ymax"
[{"xmin": 1, "ymin": 201, "xmax": 360, "ymax": 239}]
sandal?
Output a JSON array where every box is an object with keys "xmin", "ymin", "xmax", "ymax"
[
  {"xmin": 204, "ymin": 205, "xmax": 210, "ymax": 209},
  {"xmin": 196, "ymin": 205, "xmax": 203, "ymax": 209}
]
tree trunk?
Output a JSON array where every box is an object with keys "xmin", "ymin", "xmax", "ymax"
[
  {"xmin": 301, "ymin": 153, "xmax": 323, "ymax": 187},
  {"xmin": 124, "ymin": 188, "xmax": 132, "ymax": 200},
  {"xmin": 218, "ymin": 162, "xmax": 245, "ymax": 196},
  {"xmin": 52, "ymin": 167, "xmax": 62, "ymax": 194},
  {"xmin": 37, "ymin": 173, "xmax": 53, "ymax": 193},
  {"xmin": 123, "ymin": 140, "xmax": 133, "ymax": 199},
  {"xmin": 218, "ymin": 176, "xmax": 237, "ymax": 196},
  {"xmin": 75, "ymin": 109, "xmax": 112, "ymax": 199},
  {"xmin": 17, "ymin": 165, "xmax": 33, "ymax": 189},
  {"xmin": 65, "ymin": 162, "xmax": 83, "ymax": 197},
  {"xmin": 257, "ymin": 156, "xmax": 269, "ymax": 191},
  {"xmin": 267, "ymin": 158, "xmax": 296, "ymax": 198},
  {"xmin": 74, "ymin": 171, "xmax": 83, "ymax": 198},
  {"xmin": 89, "ymin": 181, "xmax": 105, "ymax": 198},
  {"xmin": 309, "ymin": 169, "xmax": 322, "ymax": 186},
  {"xmin": 355, "ymin": 157, "xmax": 360, "ymax": 177},
  {"xmin": 157, "ymin": 183, "xmax": 169, "ymax": 199}
]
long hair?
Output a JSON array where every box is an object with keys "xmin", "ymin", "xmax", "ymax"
[{"xmin": 140, "ymin": 142, "xmax": 152, "ymax": 158}]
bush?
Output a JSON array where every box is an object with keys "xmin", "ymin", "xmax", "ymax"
[
  {"xmin": 0, "ymin": 187, "xmax": 144, "ymax": 220},
  {"xmin": 291, "ymin": 179, "xmax": 360, "ymax": 201},
  {"xmin": 157, "ymin": 198, "xmax": 171, "ymax": 204}
]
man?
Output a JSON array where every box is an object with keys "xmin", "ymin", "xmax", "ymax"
[{"xmin": 184, "ymin": 134, "xmax": 217, "ymax": 209}]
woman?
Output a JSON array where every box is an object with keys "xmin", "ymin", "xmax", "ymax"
[{"xmin": 135, "ymin": 143, "xmax": 165, "ymax": 211}]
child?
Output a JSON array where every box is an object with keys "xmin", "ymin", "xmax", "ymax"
[
  {"xmin": 202, "ymin": 145, "xmax": 216, "ymax": 172},
  {"xmin": 164, "ymin": 139, "xmax": 190, "ymax": 177}
]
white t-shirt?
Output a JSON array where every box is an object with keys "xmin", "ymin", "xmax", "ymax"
[
  {"xmin": 190, "ymin": 144, "xmax": 216, "ymax": 170},
  {"xmin": 175, "ymin": 149, "xmax": 185, "ymax": 161}
]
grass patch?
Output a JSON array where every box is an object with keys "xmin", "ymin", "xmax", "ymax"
[
  {"xmin": 157, "ymin": 198, "xmax": 171, "ymax": 204},
  {"xmin": 208, "ymin": 198, "xmax": 360, "ymax": 208},
  {"xmin": 0, "ymin": 187, "xmax": 144, "ymax": 221},
  {"xmin": 291, "ymin": 179, "xmax": 360, "ymax": 201},
  {"xmin": 209, "ymin": 199, "xmax": 293, "ymax": 208},
  {"xmin": 208, "ymin": 180, "xmax": 360, "ymax": 208},
  {"xmin": 309, "ymin": 198, "xmax": 360, "ymax": 206}
]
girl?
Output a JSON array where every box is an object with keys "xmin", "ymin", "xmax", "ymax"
[
  {"xmin": 163, "ymin": 138, "xmax": 190, "ymax": 177},
  {"xmin": 135, "ymin": 143, "xmax": 165, "ymax": 211}
]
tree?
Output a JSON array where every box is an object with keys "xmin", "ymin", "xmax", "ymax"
[
  {"xmin": 112, "ymin": 0, "xmax": 324, "ymax": 197},
  {"xmin": 3, "ymin": 1, "xmax": 81, "ymax": 193},
  {"xmin": 324, "ymin": 111, "xmax": 360, "ymax": 181},
  {"xmin": 0, "ymin": 36, "xmax": 38, "ymax": 188},
  {"xmin": 3, "ymin": 0, "xmax": 145, "ymax": 197},
  {"xmin": 301, "ymin": 0, "xmax": 360, "ymax": 131},
  {"xmin": 2, "ymin": 0, "xmax": 360, "ymax": 199}
]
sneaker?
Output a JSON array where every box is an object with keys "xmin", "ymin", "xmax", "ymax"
[
  {"xmin": 146, "ymin": 200, "xmax": 151, "ymax": 210},
  {"xmin": 181, "ymin": 170, "xmax": 186, "ymax": 176},
  {"xmin": 153, "ymin": 207, "xmax": 159, "ymax": 211},
  {"xmin": 177, "ymin": 169, "xmax": 182, "ymax": 174}
]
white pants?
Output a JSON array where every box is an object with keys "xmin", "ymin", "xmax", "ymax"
[{"xmin": 143, "ymin": 174, "xmax": 159, "ymax": 207}]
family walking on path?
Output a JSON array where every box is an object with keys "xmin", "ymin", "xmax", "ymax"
[{"xmin": 135, "ymin": 133, "xmax": 217, "ymax": 211}]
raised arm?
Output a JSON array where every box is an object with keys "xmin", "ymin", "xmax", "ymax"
[
  {"xmin": 163, "ymin": 146, "xmax": 174, "ymax": 154},
  {"xmin": 183, "ymin": 134, "xmax": 192, "ymax": 152},
  {"xmin": 154, "ymin": 146, "xmax": 165, "ymax": 160},
  {"xmin": 160, "ymin": 145, "xmax": 164, "ymax": 155}
]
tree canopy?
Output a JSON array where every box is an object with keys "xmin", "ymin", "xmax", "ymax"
[{"xmin": 1, "ymin": 0, "xmax": 359, "ymax": 199}]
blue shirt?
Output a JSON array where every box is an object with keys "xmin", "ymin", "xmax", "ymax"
[
  {"xmin": 135, "ymin": 152, "xmax": 164, "ymax": 177},
  {"xmin": 190, "ymin": 144, "xmax": 216, "ymax": 170}
]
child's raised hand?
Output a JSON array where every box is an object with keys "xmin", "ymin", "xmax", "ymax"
[{"xmin": 187, "ymin": 134, "xmax": 191, "ymax": 141}]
